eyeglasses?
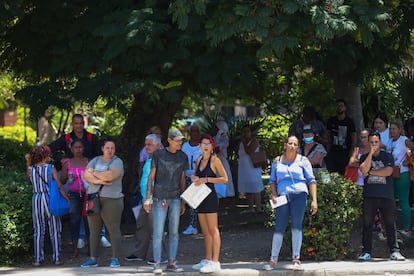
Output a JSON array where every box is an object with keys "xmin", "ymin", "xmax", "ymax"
[{"xmin": 201, "ymin": 143, "xmax": 211, "ymax": 146}]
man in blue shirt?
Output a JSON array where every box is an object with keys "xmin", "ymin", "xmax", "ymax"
[{"xmin": 124, "ymin": 134, "xmax": 165, "ymax": 263}]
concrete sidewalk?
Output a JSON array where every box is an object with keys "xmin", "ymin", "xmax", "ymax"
[{"xmin": 2, "ymin": 259, "xmax": 414, "ymax": 276}]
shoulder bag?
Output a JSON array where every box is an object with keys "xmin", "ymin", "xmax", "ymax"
[
  {"xmin": 36, "ymin": 164, "xmax": 71, "ymax": 216},
  {"xmin": 392, "ymin": 164, "xmax": 400, "ymax": 179},
  {"xmin": 249, "ymin": 150, "xmax": 268, "ymax": 168}
]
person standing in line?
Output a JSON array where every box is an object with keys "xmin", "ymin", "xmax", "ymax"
[
  {"xmin": 358, "ymin": 131, "xmax": 405, "ymax": 261},
  {"xmin": 263, "ymin": 135, "xmax": 317, "ymax": 271},
  {"xmin": 373, "ymin": 112, "xmax": 390, "ymax": 150},
  {"xmin": 214, "ymin": 121, "xmax": 235, "ymax": 212},
  {"xmin": 80, "ymin": 138, "xmax": 124, "ymax": 268},
  {"xmin": 387, "ymin": 120, "xmax": 411, "ymax": 236},
  {"xmin": 288, "ymin": 106, "xmax": 328, "ymax": 149},
  {"xmin": 348, "ymin": 129, "xmax": 371, "ymax": 186},
  {"xmin": 371, "ymin": 112, "xmax": 391, "ymax": 239},
  {"xmin": 299, "ymin": 128, "xmax": 327, "ymax": 170},
  {"xmin": 181, "ymin": 124, "xmax": 202, "ymax": 235},
  {"xmin": 237, "ymin": 124, "xmax": 264, "ymax": 213},
  {"xmin": 404, "ymin": 115, "xmax": 414, "ymax": 207},
  {"xmin": 48, "ymin": 113, "xmax": 101, "ymax": 170},
  {"xmin": 47, "ymin": 113, "xmax": 110, "ymax": 249},
  {"xmin": 25, "ymin": 146, "xmax": 70, "ymax": 267},
  {"xmin": 191, "ymin": 134, "xmax": 228, "ymax": 273},
  {"xmin": 60, "ymin": 140, "xmax": 89, "ymax": 258},
  {"xmin": 124, "ymin": 134, "xmax": 167, "ymax": 263},
  {"xmin": 138, "ymin": 126, "xmax": 163, "ymax": 180},
  {"xmin": 326, "ymin": 99, "xmax": 357, "ymax": 175},
  {"xmin": 143, "ymin": 129, "xmax": 188, "ymax": 274}
]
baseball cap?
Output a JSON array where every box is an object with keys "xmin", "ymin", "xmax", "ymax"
[{"xmin": 168, "ymin": 129, "xmax": 185, "ymax": 141}]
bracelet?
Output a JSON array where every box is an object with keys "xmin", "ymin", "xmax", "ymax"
[{"xmin": 205, "ymin": 176, "xmax": 208, "ymax": 183}]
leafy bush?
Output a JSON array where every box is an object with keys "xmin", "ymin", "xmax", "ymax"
[
  {"xmin": 0, "ymin": 137, "xmax": 33, "ymax": 171},
  {"xmin": 0, "ymin": 170, "xmax": 33, "ymax": 265},
  {"xmin": 265, "ymin": 172, "xmax": 363, "ymax": 261}
]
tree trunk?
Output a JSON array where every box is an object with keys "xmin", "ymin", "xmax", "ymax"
[
  {"xmin": 117, "ymin": 91, "xmax": 186, "ymax": 223},
  {"xmin": 333, "ymin": 74, "xmax": 365, "ymax": 132}
]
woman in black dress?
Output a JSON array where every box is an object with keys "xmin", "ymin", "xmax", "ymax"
[{"xmin": 191, "ymin": 134, "xmax": 228, "ymax": 273}]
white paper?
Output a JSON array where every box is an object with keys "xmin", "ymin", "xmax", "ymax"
[
  {"xmin": 269, "ymin": 195, "xmax": 288, "ymax": 209},
  {"xmin": 180, "ymin": 182, "xmax": 212, "ymax": 209},
  {"xmin": 132, "ymin": 204, "xmax": 142, "ymax": 220}
]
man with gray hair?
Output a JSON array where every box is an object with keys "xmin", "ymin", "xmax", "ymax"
[{"xmin": 124, "ymin": 134, "xmax": 166, "ymax": 263}]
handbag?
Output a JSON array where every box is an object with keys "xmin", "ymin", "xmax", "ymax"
[
  {"xmin": 86, "ymin": 185, "xmax": 103, "ymax": 215},
  {"xmin": 86, "ymin": 156, "xmax": 118, "ymax": 215},
  {"xmin": 344, "ymin": 165, "xmax": 358, "ymax": 182},
  {"xmin": 392, "ymin": 165, "xmax": 400, "ymax": 179},
  {"xmin": 249, "ymin": 150, "xmax": 268, "ymax": 168},
  {"xmin": 35, "ymin": 164, "xmax": 70, "ymax": 216}
]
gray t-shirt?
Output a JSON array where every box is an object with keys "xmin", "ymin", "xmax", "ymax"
[
  {"xmin": 86, "ymin": 155, "xmax": 124, "ymax": 198},
  {"xmin": 152, "ymin": 148, "xmax": 188, "ymax": 199}
]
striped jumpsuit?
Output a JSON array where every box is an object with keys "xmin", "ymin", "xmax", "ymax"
[{"xmin": 29, "ymin": 164, "xmax": 62, "ymax": 263}]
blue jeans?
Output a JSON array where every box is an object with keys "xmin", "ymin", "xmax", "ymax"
[
  {"xmin": 152, "ymin": 199, "xmax": 181, "ymax": 262},
  {"xmin": 271, "ymin": 192, "xmax": 307, "ymax": 260},
  {"xmin": 68, "ymin": 191, "xmax": 89, "ymax": 241}
]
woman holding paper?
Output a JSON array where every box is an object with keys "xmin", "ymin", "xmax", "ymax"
[
  {"xmin": 263, "ymin": 135, "xmax": 317, "ymax": 271},
  {"xmin": 191, "ymin": 134, "xmax": 228, "ymax": 273}
]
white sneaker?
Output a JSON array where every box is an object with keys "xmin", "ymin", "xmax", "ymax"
[
  {"xmin": 182, "ymin": 225, "xmax": 198, "ymax": 235},
  {"xmin": 153, "ymin": 262, "xmax": 162, "ymax": 274},
  {"xmin": 192, "ymin": 259, "xmax": 209, "ymax": 270},
  {"xmin": 100, "ymin": 236, "xmax": 111, "ymax": 248},
  {"xmin": 390, "ymin": 251, "xmax": 405, "ymax": 261},
  {"xmin": 77, "ymin": 239, "xmax": 85, "ymax": 249},
  {"xmin": 200, "ymin": 261, "xmax": 221, "ymax": 273}
]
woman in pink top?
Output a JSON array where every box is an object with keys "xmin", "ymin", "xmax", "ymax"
[{"xmin": 61, "ymin": 140, "xmax": 89, "ymax": 257}]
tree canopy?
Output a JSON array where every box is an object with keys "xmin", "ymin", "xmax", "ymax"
[{"xmin": 1, "ymin": 0, "xmax": 414, "ymax": 208}]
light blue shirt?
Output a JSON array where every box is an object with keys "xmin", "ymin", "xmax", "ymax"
[
  {"xmin": 140, "ymin": 157, "xmax": 152, "ymax": 203},
  {"xmin": 269, "ymin": 155, "xmax": 316, "ymax": 195}
]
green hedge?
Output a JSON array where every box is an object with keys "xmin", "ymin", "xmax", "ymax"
[
  {"xmin": 0, "ymin": 137, "xmax": 34, "ymax": 265},
  {"xmin": 0, "ymin": 137, "xmax": 33, "ymax": 171},
  {"xmin": 0, "ymin": 170, "xmax": 33, "ymax": 265},
  {"xmin": 265, "ymin": 172, "xmax": 363, "ymax": 261}
]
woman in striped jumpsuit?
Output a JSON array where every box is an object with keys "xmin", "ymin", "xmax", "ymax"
[{"xmin": 25, "ymin": 146, "xmax": 69, "ymax": 266}]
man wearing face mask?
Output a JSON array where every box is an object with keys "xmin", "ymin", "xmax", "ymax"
[
  {"xmin": 299, "ymin": 129, "xmax": 327, "ymax": 171},
  {"xmin": 326, "ymin": 99, "xmax": 357, "ymax": 175}
]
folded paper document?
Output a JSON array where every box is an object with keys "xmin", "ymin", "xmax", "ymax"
[
  {"xmin": 269, "ymin": 195, "xmax": 288, "ymax": 208},
  {"xmin": 181, "ymin": 182, "xmax": 212, "ymax": 209}
]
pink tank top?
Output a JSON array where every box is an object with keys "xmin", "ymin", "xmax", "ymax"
[{"xmin": 67, "ymin": 159, "xmax": 86, "ymax": 193}]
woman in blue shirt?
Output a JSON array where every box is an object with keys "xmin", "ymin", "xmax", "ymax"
[{"xmin": 263, "ymin": 136, "xmax": 318, "ymax": 271}]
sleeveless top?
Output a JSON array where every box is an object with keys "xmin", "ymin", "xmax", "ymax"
[
  {"xmin": 195, "ymin": 156, "xmax": 219, "ymax": 213},
  {"xmin": 66, "ymin": 159, "xmax": 86, "ymax": 193}
]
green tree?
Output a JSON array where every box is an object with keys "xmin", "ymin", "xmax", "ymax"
[
  {"xmin": 172, "ymin": 0, "xmax": 414, "ymax": 128},
  {"xmin": 2, "ymin": 0, "xmax": 414, "ymax": 196},
  {"xmin": 0, "ymin": 1, "xmax": 264, "ymax": 194}
]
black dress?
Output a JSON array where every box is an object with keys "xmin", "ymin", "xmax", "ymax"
[{"xmin": 196, "ymin": 156, "xmax": 219, "ymax": 213}]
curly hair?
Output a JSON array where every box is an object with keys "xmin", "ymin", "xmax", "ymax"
[{"xmin": 30, "ymin": 146, "xmax": 51, "ymax": 164}]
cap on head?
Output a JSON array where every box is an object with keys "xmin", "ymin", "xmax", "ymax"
[{"xmin": 168, "ymin": 129, "xmax": 185, "ymax": 141}]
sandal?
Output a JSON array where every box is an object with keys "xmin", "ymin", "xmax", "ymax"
[
  {"xmin": 292, "ymin": 259, "xmax": 303, "ymax": 271},
  {"xmin": 262, "ymin": 259, "xmax": 277, "ymax": 271}
]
